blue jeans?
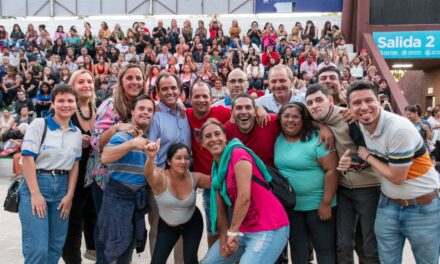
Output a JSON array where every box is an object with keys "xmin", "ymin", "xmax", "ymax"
[
  {"xmin": 374, "ymin": 193, "xmax": 440, "ymax": 264},
  {"xmin": 201, "ymin": 225, "xmax": 289, "ymax": 263},
  {"xmin": 336, "ymin": 186, "xmax": 380, "ymax": 264},
  {"xmin": 18, "ymin": 172, "xmax": 69, "ymax": 264},
  {"xmin": 202, "ymin": 189, "xmax": 216, "ymax": 235}
]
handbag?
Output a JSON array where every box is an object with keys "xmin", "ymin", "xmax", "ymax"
[
  {"xmin": 3, "ymin": 180, "xmax": 22, "ymax": 213},
  {"xmin": 252, "ymin": 166, "xmax": 296, "ymax": 211},
  {"xmin": 3, "ymin": 119, "xmax": 48, "ymax": 213}
]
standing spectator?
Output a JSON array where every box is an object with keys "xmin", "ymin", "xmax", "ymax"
[
  {"xmin": 86, "ymin": 64, "xmax": 147, "ymax": 263},
  {"xmin": 148, "ymin": 72, "xmax": 191, "ymax": 263},
  {"xmin": 99, "ymin": 95, "xmax": 154, "ymax": 263},
  {"xmin": 145, "ymin": 142, "xmax": 210, "ymax": 264},
  {"xmin": 339, "ymin": 81, "xmax": 440, "ymax": 264},
  {"xmin": 209, "ymin": 15, "xmax": 222, "ymax": 40},
  {"xmin": 275, "ymin": 102, "xmax": 338, "ymax": 264},
  {"xmin": 18, "ymin": 84, "xmax": 82, "ymax": 264},
  {"xmin": 200, "ymin": 119, "xmax": 289, "ymax": 263},
  {"xmin": 405, "ymin": 105, "xmax": 433, "ymax": 151},
  {"xmin": 61, "ymin": 70, "xmax": 98, "ymax": 263}
]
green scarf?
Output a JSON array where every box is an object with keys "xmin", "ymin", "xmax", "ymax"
[{"xmin": 210, "ymin": 138, "xmax": 272, "ymax": 234}]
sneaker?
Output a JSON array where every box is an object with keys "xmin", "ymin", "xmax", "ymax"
[{"xmin": 83, "ymin": 250, "xmax": 96, "ymax": 261}]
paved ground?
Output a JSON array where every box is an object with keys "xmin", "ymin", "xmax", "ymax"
[{"xmin": 0, "ymin": 165, "xmax": 418, "ymax": 263}]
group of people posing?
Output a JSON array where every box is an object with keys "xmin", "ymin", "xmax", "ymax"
[{"xmin": 16, "ymin": 51, "xmax": 440, "ymax": 264}]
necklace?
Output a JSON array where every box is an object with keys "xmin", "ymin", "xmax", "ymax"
[{"xmin": 77, "ymin": 102, "xmax": 93, "ymax": 121}]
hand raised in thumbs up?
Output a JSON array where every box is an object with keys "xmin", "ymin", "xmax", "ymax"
[
  {"xmin": 337, "ymin": 149, "xmax": 351, "ymax": 172},
  {"xmin": 145, "ymin": 138, "xmax": 161, "ymax": 158}
]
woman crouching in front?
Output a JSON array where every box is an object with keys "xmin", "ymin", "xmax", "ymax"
[
  {"xmin": 19, "ymin": 84, "xmax": 82, "ymax": 264},
  {"xmin": 200, "ymin": 118, "xmax": 289, "ymax": 263}
]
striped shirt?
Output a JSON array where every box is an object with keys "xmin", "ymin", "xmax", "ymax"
[
  {"xmin": 106, "ymin": 131, "xmax": 147, "ymax": 186},
  {"xmin": 360, "ymin": 110, "xmax": 440, "ymax": 199}
]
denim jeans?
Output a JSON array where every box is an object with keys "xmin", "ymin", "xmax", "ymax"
[
  {"xmin": 202, "ymin": 189, "xmax": 215, "ymax": 235},
  {"xmin": 201, "ymin": 225, "xmax": 289, "ymax": 263},
  {"xmin": 288, "ymin": 208, "xmax": 336, "ymax": 264},
  {"xmin": 151, "ymin": 207, "xmax": 203, "ymax": 264},
  {"xmin": 336, "ymin": 186, "xmax": 380, "ymax": 264},
  {"xmin": 18, "ymin": 172, "xmax": 69, "ymax": 264},
  {"xmin": 374, "ymin": 193, "xmax": 440, "ymax": 264}
]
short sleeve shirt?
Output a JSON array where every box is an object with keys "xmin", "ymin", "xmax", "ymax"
[
  {"xmin": 226, "ymin": 148, "xmax": 289, "ymax": 233},
  {"xmin": 21, "ymin": 116, "xmax": 82, "ymax": 171},
  {"xmin": 274, "ymin": 132, "xmax": 337, "ymax": 211}
]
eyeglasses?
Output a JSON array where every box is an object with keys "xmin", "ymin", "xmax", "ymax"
[{"xmin": 228, "ymin": 79, "xmax": 247, "ymax": 85}]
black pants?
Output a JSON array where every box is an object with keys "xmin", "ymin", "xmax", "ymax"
[
  {"xmin": 288, "ymin": 208, "xmax": 336, "ymax": 264},
  {"xmin": 62, "ymin": 185, "xmax": 97, "ymax": 264},
  {"xmin": 35, "ymin": 103, "xmax": 50, "ymax": 117},
  {"xmin": 151, "ymin": 207, "xmax": 203, "ymax": 264}
]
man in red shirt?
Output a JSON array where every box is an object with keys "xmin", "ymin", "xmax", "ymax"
[
  {"xmin": 225, "ymin": 93, "xmax": 279, "ymax": 167},
  {"xmin": 187, "ymin": 81, "xmax": 270, "ymax": 247}
]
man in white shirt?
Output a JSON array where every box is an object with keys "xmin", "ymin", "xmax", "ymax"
[{"xmin": 256, "ymin": 64, "xmax": 305, "ymax": 113}]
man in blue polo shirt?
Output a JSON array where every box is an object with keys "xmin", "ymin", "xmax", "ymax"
[{"xmin": 100, "ymin": 95, "xmax": 156, "ymax": 263}]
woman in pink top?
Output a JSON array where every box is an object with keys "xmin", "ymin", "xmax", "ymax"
[{"xmin": 200, "ymin": 118, "xmax": 289, "ymax": 263}]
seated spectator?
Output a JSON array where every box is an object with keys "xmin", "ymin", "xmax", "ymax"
[
  {"xmin": 193, "ymin": 42, "xmax": 206, "ymax": 64},
  {"xmin": 287, "ymin": 26, "xmax": 303, "ymax": 51},
  {"xmin": 333, "ymin": 38, "xmax": 348, "ymax": 67},
  {"xmin": 200, "ymin": 63, "xmax": 217, "ymax": 87},
  {"xmin": 14, "ymin": 89, "xmax": 35, "ymax": 115},
  {"xmin": 115, "ymin": 38, "xmax": 129, "ymax": 54},
  {"xmin": 2, "ymin": 65, "xmax": 22, "ymax": 106},
  {"xmin": 358, "ymin": 48, "xmax": 372, "ymax": 69},
  {"xmin": 53, "ymin": 25, "xmax": 68, "ymax": 41},
  {"xmin": 317, "ymin": 53, "xmax": 336, "ymax": 72},
  {"xmin": 300, "ymin": 54, "xmax": 318, "ymax": 84},
  {"xmin": 96, "ymin": 78, "xmax": 112, "ymax": 107},
  {"xmin": 275, "ymin": 36, "xmax": 290, "ymax": 58},
  {"xmin": 261, "ymin": 45, "xmax": 280, "ymax": 68},
  {"xmin": 341, "ymin": 66, "xmax": 355, "ymax": 84},
  {"xmin": 179, "ymin": 64, "xmax": 197, "ymax": 100},
  {"xmin": 316, "ymin": 37, "xmax": 332, "ymax": 64},
  {"xmin": 209, "ymin": 15, "xmax": 222, "ymax": 40},
  {"xmin": 247, "ymin": 21, "xmax": 262, "ymax": 47},
  {"xmin": 298, "ymin": 37, "xmax": 317, "ymax": 67},
  {"xmin": 242, "ymin": 36, "xmax": 261, "ymax": 56},
  {"xmin": 211, "ymin": 78, "xmax": 229, "ymax": 103},
  {"xmin": 0, "ymin": 108, "xmax": 14, "ymax": 136},
  {"xmin": 1, "ymin": 106, "xmax": 33, "ymax": 142},
  {"xmin": 363, "ymin": 65, "xmax": 381, "ymax": 85},
  {"xmin": 349, "ymin": 56, "xmax": 364, "ymax": 79},
  {"xmin": 246, "ymin": 58, "xmax": 264, "ymax": 90},
  {"xmin": 321, "ymin": 21, "xmax": 333, "ymax": 40},
  {"xmin": 152, "ymin": 20, "xmax": 167, "ymax": 43},
  {"xmin": 35, "ymin": 82, "xmax": 52, "ymax": 117},
  {"xmin": 63, "ymin": 54, "xmax": 78, "ymax": 73}
]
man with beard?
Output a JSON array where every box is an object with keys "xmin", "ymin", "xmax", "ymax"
[
  {"xmin": 305, "ymin": 83, "xmax": 381, "ymax": 264},
  {"xmin": 338, "ymin": 81, "xmax": 440, "ymax": 264},
  {"xmin": 256, "ymin": 64, "xmax": 305, "ymax": 113},
  {"xmin": 187, "ymin": 81, "xmax": 269, "ymax": 247},
  {"xmin": 317, "ymin": 66, "xmax": 345, "ymax": 106},
  {"xmin": 100, "ymin": 95, "xmax": 155, "ymax": 263}
]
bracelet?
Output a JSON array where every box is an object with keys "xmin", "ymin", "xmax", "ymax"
[
  {"xmin": 365, "ymin": 154, "xmax": 371, "ymax": 163},
  {"xmin": 114, "ymin": 122, "xmax": 120, "ymax": 131},
  {"xmin": 227, "ymin": 230, "xmax": 243, "ymax": 237}
]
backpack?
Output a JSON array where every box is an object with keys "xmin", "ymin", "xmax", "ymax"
[{"xmin": 252, "ymin": 166, "xmax": 296, "ymax": 211}]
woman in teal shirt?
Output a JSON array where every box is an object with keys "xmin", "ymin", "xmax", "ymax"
[{"xmin": 274, "ymin": 102, "xmax": 339, "ymax": 264}]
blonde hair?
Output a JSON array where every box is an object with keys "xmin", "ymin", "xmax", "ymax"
[
  {"xmin": 112, "ymin": 64, "xmax": 146, "ymax": 122},
  {"xmin": 69, "ymin": 69, "xmax": 97, "ymax": 108}
]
